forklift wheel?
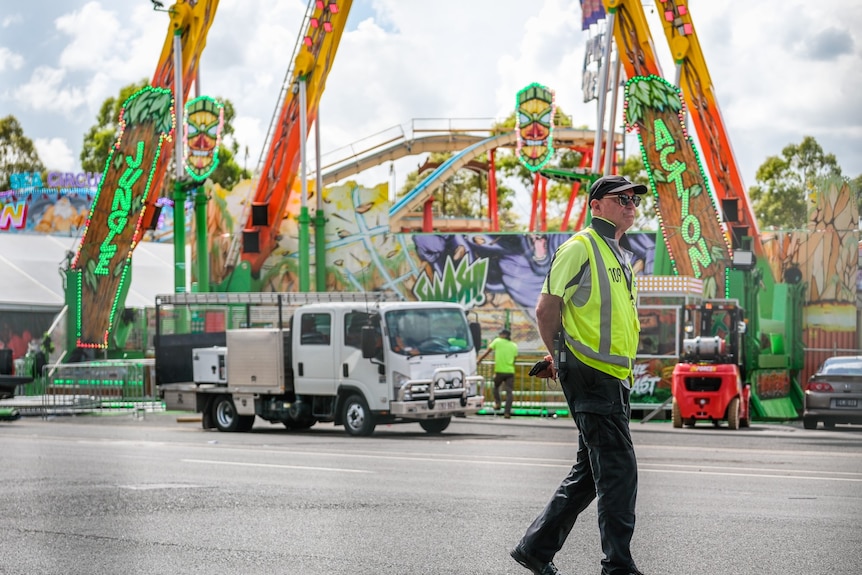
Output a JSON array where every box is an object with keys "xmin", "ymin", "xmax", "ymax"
[{"xmin": 727, "ymin": 397, "xmax": 741, "ymax": 430}]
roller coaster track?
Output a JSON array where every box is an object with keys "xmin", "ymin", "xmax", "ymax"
[
  {"xmin": 313, "ymin": 123, "xmax": 608, "ymax": 230},
  {"xmin": 384, "ymin": 127, "xmax": 607, "ymax": 230}
]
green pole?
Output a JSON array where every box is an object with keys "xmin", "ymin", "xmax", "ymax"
[
  {"xmin": 173, "ymin": 181, "xmax": 187, "ymax": 293},
  {"xmin": 171, "ymin": 26, "xmax": 186, "ymax": 295},
  {"xmin": 173, "ymin": 182, "xmax": 189, "ymax": 333},
  {"xmin": 299, "ymin": 206, "xmax": 311, "ymax": 292},
  {"xmin": 63, "ymin": 266, "xmax": 78, "ymax": 354},
  {"xmin": 174, "ymin": 181, "xmax": 186, "ymax": 293},
  {"xmin": 194, "ymin": 186, "xmax": 209, "ymax": 292},
  {"xmin": 314, "ymin": 209, "xmax": 326, "ymax": 291},
  {"xmin": 314, "ymin": 110, "xmax": 326, "ymax": 292}
]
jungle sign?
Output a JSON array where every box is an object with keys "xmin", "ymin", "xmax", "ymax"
[{"xmin": 72, "ymin": 86, "xmax": 174, "ymax": 347}]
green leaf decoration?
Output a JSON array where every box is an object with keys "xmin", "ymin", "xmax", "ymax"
[
  {"xmin": 702, "ymin": 276, "xmax": 717, "ymax": 298},
  {"xmin": 122, "ymin": 86, "xmax": 174, "ymax": 134},
  {"xmin": 710, "ymin": 245, "xmax": 728, "ymax": 262}
]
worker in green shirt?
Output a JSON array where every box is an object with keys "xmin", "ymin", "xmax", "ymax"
[{"xmin": 478, "ymin": 329, "xmax": 519, "ymax": 418}]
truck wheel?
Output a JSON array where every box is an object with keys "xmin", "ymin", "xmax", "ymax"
[
  {"xmin": 212, "ymin": 395, "xmax": 253, "ymax": 432},
  {"xmin": 802, "ymin": 416, "xmax": 817, "ymax": 430},
  {"xmin": 671, "ymin": 398, "xmax": 682, "ymax": 428},
  {"xmin": 420, "ymin": 417, "xmax": 451, "ymax": 434},
  {"xmin": 342, "ymin": 394, "xmax": 376, "ymax": 437},
  {"xmin": 727, "ymin": 397, "xmax": 740, "ymax": 430}
]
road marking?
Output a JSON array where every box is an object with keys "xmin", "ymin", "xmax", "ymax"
[
  {"xmin": 182, "ymin": 458, "xmax": 372, "ymax": 474},
  {"xmin": 640, "ymin": 462, "xmax": 862, "ymax": 478},
  {"xmin": 636, "ymin": 443, "xmax": 862, "ymax": 458},
  {"xmin": 640, "ymin": 467, "xmax": 862, "ymax": 482}
]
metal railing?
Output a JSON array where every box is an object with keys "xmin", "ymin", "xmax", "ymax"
[
  {"xmin": 477, "ymin": 356, "xmax": 568, "ymax": 417},
  {"xmin": 39, "ymin": 359, "xmax": 162, "ymax": 418}
]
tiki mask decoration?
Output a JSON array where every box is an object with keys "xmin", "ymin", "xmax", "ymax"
[
  {"xmin": 184, "ymin": 95, "xmax": 225, "ymax": 182},
  {"xmin": 516, "ymin": 83, "xmax": 555, "ymax": 172}
]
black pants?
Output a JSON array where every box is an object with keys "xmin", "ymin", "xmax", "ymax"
[{"xmin": 517, "ymin": 358, "xmax": 639, "ymax": 575}]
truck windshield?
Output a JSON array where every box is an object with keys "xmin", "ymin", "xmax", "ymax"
[{"xmin": 385, "ymin": 308, "xmax": 472, "ymax": 356}]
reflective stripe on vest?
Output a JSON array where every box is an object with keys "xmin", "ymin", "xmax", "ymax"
[{"xmin": 563, "ymin": 232, "xmax": 633, "ymax": 371}]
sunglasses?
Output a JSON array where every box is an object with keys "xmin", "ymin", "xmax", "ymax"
[{"xmin": 605, "ymin": 194, "xmax": 642, "ymax": 207}]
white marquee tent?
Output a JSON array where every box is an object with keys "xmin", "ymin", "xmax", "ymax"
[{"xmin": 0, "ymin": 234, "xmax": 175, "ymax": 312}]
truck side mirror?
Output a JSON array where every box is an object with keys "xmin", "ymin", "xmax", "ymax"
[
  {"xmin": 361, "ymin": 326, "xmax": 378, "ymax": 359},
  {"xmin": 469, "ymin": 322, "xmax": 482, "ymax": 353}
]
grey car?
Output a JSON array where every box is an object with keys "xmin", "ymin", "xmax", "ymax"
[{"xmin": 803, "ymin": 355, "xmax": 862, "ymax": 429}]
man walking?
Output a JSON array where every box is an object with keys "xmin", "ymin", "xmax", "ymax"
[
  {"xmin": 511, "ymin": 175, "xmax": 646, "ymax": 575},
  {"xmin": 477, "ymin": 328, "xmax": 518, "ymax": 418}
]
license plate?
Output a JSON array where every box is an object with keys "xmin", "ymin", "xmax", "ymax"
[
  {"xmin": 835, "ymin": 399, "xmax": 858, "ymax": 408},
  {"xmin": 439, "ymin": 400, "xmax": 458, "ymax": 410}
]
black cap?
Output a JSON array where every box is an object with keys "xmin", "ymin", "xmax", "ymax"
[
  {"xmin": 499, "ymin": 329, "xmax": 511, "ymax": 337},
  {"xmin": 589, "ymin": 175, "xmax": 648, "ymax": 203}
]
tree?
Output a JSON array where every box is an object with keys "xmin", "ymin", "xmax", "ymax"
[
  {"xmin": 80, "ymin": 81, "xmax": 250, "ymax": 191},
  {"xmin": 0, "ymin": 115, "xmax": 45, "ymax": 191},
  {"xmin": 748, "ymin": 136, "xmax": 844, "ymax": 230}
]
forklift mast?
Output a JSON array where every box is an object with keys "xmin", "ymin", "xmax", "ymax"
[{"xmin": 681, "ymin": 300, "xmax": 746, "ymax": 373}]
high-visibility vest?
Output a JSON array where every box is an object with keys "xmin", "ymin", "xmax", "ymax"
[{"xmin": 563, "ymin": 229, "xmax": 640, "ymax": 380}]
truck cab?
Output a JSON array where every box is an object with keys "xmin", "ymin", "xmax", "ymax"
[{"xmin": 286, "ymin": 302, "xmax": 484, "ymax": 435}]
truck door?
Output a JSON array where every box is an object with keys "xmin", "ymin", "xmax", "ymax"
[
  {"xmin": 294, "ymin": 311, "xmax": 336, "ymax": 396},
  {"xmin": 342, "ymin": 312, "xmax": 387, "ymax": 409}
]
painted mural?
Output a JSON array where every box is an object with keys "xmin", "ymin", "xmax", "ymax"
[
  {"xmin": 761, "ymin": 176, "xmax": 859, "ymax": 380},
  {"xmin": 1, "ymin": 189, "xmax": 94, "ymax": 235},
  {"xmin": 0, "ymin": 179, "xmax": 179, "ymax": 240},
  {"xmin": 197, "ymin": 176, "xmax": 661, "ymax": 397}
]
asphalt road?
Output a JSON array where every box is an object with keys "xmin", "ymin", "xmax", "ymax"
[{"xmin": 1, "ymin": 413, "xmax": 860, "ymax": 575}]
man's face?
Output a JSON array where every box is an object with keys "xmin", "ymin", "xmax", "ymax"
[{"xmin": 592, "ymin": 192, "xmax": 639, "ymax": 232}]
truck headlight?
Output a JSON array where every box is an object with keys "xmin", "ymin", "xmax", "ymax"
[{"xmin": 394, "ymin": 371, "xmax": 410, "ymax": 399}]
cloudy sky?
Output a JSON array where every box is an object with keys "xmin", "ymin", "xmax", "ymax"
[{"xmin": 2, "ymin": 0, "xmax": 861, "ymax": 211}]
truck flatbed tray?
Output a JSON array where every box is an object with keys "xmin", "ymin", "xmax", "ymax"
[{"xmin": 156, "ymin": 292, "xmax": 400, "ymax": 306}]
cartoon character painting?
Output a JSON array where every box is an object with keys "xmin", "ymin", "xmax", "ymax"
[
  {"xmin": 516, "ymin": 82, "xmax": 556, "ymax": 172},
  {"xmin": 184, "ymin": 95, "xmax": 225, "ymax": 182}
]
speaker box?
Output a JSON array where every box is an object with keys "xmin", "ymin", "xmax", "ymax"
[
  {"xmin": 242, "ymin": 230, "xmax": 260, "ymax": 253},
  {"xmin": 722, "ymin": 198, "xmax": 739, "ymax": 223},
  {"xmin": 251, "ymin": 202, "xmax": 269, "ymax": 226}
]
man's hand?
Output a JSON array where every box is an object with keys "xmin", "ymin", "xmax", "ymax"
[{"xmin": 529, "ymin": 354, "xmax": 556, "ymax": 379}]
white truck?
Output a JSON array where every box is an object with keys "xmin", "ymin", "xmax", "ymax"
[{"xmin": 154, "ymin": 292, "xmax": 485, "ymax": 436}]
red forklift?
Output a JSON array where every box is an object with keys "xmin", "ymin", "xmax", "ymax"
[{"xmin": 672, "ymin": 300, "xmax": 751, "ymax": 430}]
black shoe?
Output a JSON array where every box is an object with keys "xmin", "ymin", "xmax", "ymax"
[{"xmin": 510, "ymin": 545, "xmax": 562, "ymax": 575}]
